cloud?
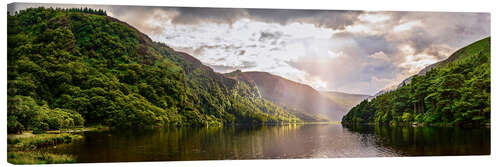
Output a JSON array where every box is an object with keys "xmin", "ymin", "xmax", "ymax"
[
  {"xmin": 247, "ymin": 9, "xmax": 362, "ymax": 30},
  {"xmin": 258, "ymin": 31, "xmax": 285, "ymax": 42},
  {"xmin": 393, "ymin": 20, "xmax": 423, "ymax": 32},
  {"xmin": 368, "ymin": 51, "xmax": 390, "ymax": 61},
  {"xmin": 170, "ymin": 8, "xmax": 247, "ymax": 25},
  {"xmin": 358, "ymin": 13, "xmax": 391, "ymax": 23}
]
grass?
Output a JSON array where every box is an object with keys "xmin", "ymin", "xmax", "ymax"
[
  {"xmin": 7, "ymin": 133, "xmax": 83, "ymax": 164},
  {"xmin": 8, "ymin": 151, "xmax": 76, "ymax": 164},
  {"xmin": 8, "ymin": 133, "xmax": 83, "ymax": 151},
  {"xmin": 45, "ymin": 125, "xmax": 109, "ymax": 133}
]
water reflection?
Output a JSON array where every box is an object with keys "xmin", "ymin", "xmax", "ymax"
[
  {"xmin": 44, "ymin": 124, "xmax": 489, "ymax": 162},
  {"xmin": 343, "ymin": 124, "xmax": 491, "ymax": 156}
]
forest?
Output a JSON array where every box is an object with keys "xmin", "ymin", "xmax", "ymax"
[
  {"xmin": 342, "ymin": 37, "xmax": 490, "ymax": 126},
  {"xmin": 7, "ymin": 7, "xmax": 303, "ymax": 134}
]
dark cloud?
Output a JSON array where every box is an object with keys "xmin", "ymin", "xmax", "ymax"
[
  {"xmin": 9, "ymin": 3, "xmax": 364, "ymax": 33},
  {"xmin": 238, "ymin": 50, "xmax": 246, "ymax": 55},
  {"xmin": 387, "ymin": 12, "xmax": 490, "ymax": 52},
  {"xmin": 351, "ymin": 34, "xmax": 399, "ymax": 56},
  {"xmin": 207, "ymin": 61, "xmax": 256, "ymax": 73},
  {"xmin": 421, "ymin": 45, "xmax": 454, "ymax": 60},
  {"xmin": 362, "ymin": 64, "xmax": 399, "ymax": 79},
  {"xmin": 259, "ymin": 31, "xmax": 284, "ymax": 41},
  {"xmin": 248, "ymin": 9, "xmax": 362, "ymax": 29},
  {"xmin": 207, "ymin": 64, "xmax": 240, "ymax": 73},
  {"xmin": 176, "ymin": 44, "xmax": 245, "ymax": 56},
  {"xmin": 171, "ymin": 7, "xmax": 247, "ymax": 24},
  {"xmin": 165, "ymin": 8, "xmax": 363, "ymax": 30}
]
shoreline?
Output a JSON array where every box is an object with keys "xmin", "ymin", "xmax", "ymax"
[
  {"xmin": 7, "ymin": 132, "xmax": 84, "ymax": 164},
  {"xmin": 340, "ymin": 122, "xmax": 491, "ymax": 128}
]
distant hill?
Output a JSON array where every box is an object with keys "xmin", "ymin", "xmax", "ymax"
[
  {"xmin": 225, "ymin": 70, "xmax": 346, "ymax": 121},
  {"xmin": 320, "ymin": 91, "xmax": 371, "ymax": 112}
]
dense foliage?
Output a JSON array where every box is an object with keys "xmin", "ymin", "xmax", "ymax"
[
  {"xmin": 223, "ymin": 70, "xmax": 333, "ymax": 122},
  {"xmin": 7, "ymin": 7, "xmax": 300, "ymax": 133},
  {"xmin": 342, "ymin": 37, "xmax": 490, "ymax": 126}
]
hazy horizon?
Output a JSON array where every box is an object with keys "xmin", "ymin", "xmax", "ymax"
[{"xmin": 8, "ymin": 3, "xmax": 491, "ymax": 95}]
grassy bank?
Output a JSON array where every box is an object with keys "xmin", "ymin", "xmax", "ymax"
[
  {"xmin": 8, "ymin": 133, "xmax": 82, "ymax": 151},
  {"xmin": 7, "ymin": 133, "xmax": 83, "ymax": 164},
  {"xmin": 8, "ymin": 151, "xmax": 76, "ymax": 164}
]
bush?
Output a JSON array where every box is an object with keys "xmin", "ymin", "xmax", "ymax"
[
  {"xmin": 8, "ymin": 116, "xmax": 24, "ymax": 134},
  {"xmin": 7, "ymin": 96, "xmax": 85, "ymax": 133},
  {"xmin": 414, "ymin": 114, "xmax": 423, "ymax": 122},
  {"xmin": 32, "ymin": 128, "xmax": 45, "ymax": 134},
  {"xmin": 401, "ymin": 113, "xmax": 413, "ymax": 122}
]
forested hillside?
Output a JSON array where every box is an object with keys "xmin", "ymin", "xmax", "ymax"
[
  {"xmin": 7, "ymin": 7, "xmax": 301, "ymax": 133},
  {"xmin": 342, "ymin": 37, "xmax": 490, "ymax": 126},
  {"xmin": 225, "ymin": 70, "xmax": 344, "ymax": 121}
]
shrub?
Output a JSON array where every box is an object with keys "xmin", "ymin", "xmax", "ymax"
[
  {"xmin": 7, "ymin": 116, "xmax": 24, "ymax": 134},
  {"xmin": 7, "ymin": 96, "xmax": 85, "ymax": 133},
  {"xmin": 401, "ymin": 113, "xmax": 413, "ymax": 122}
]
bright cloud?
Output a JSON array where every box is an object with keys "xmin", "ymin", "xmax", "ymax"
[
  {"xmin": 368, "ymin": 51, "xmax": 390, "ymax": 61},
  {"xmin": 358, "ymin": 13, "xmax": 391, "ymax": 23},
  {"xmin": 393, "ymin": 20, "xmax": 423, "ymax": 32}
]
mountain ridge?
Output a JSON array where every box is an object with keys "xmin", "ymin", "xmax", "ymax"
[{"xmin": 225, "ymin": 70, "xmax": 355, "ymax": 121}]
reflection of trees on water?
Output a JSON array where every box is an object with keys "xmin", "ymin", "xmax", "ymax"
[
  {"xmin": 44, "ymin": 124, "xmax": 489, "ymax": 162},
  {"xmin": 342, "ymin": 124, "xmax": 490, "ymax": 156},
  {"xmin": 51, "ymin": 124, "xmax": 315, "ymax": 161}
]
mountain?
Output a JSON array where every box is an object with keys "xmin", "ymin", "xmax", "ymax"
[
  {"xmin": 7, "ymin": 7, "xmax": 302, "ymax": 133},
  {"xmin": 342, "ymin": 37, "xmax": 490, "ymax": 126},
  {"xmin": 320, "ymin": 91, "xmax": 371, "ymax": 111},
  {"xmin": 225, "ymin": 70, "xmax": 345, "ymax": 121},
  {"xmin": 373, "ymin": 38, "xmax": 489, "ymax": 97}
]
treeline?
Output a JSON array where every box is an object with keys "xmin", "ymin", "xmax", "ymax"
[
  {"xmin": 8, "ymin": 7, "xmax": 106, "ymax": 16},
  {"xmin": 7, "ymin": 7, "xmax": 299, "ymax": 134},
  {"xmin": 66, "ymin": 7, "xmax": 107, "ymax": 16},
  {"xmin": 342, "ymin": 37, "xmax": 490, "ymax": 126}
]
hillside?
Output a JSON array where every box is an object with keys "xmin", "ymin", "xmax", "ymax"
[
  {"xmin": 373, "ymin": 39, "xmax": 489, "ymax": 97},
  {"xmin": 225, "ymin": 70, "xmax": 345, "ymax": 121},
  {"xmin": 342, "ymin": 37, "xmax": 490, "ymax": 126},
  {"xmin": 320, "ymin": 91, "xmax": 371, "ymax": 112},
  {"xmin": 7, "ymin": 7, "xmax": 301, "ymax": 133}
]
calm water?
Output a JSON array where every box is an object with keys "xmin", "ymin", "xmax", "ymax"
[{"xmin": 44, "ymin": 124, "xmax": 490, "ymax": 162}]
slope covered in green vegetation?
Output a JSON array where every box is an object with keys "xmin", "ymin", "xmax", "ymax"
[
  {"xmin": 7, "ymin": 7, "xmax": 300, "ymax": 133},
  {"xmin": 225, "ymin": 70, "xmax": 344, "ymax": 121},
  {"xmin": 342, "ymin": 37, "xmax": 490, "ymax": 126}
]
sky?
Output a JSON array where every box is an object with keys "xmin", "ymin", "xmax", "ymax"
[{"xmin": 8, "ymin": 3, "xmax": 491, "ymax": 95}]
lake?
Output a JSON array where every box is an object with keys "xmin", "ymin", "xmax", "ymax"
[{"xmin": 43, "ymin": 124, "xmax": 490, "ymax": 162}]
